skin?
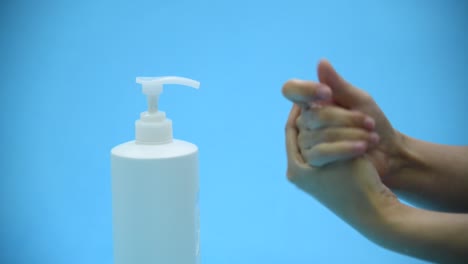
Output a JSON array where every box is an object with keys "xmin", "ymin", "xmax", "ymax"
[
  {"xmin": 283, "ymin": 59, "xmax": 468, "ymax": 212},
  {"xmin": 282, "ymin": 59, "xmax": 468, "ymax": 263}
]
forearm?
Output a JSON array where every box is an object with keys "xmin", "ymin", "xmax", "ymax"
[
  {"xmin": 322, "ymin": 175, "xmax": 468, "ymax": 263},
  {"xmin": 378, "ymin": 203, "xmax": 468, "ymax": 263},
  {"xmin": 385, "ymin": 134, "xmax": 468, "ymax": 212},
  {"xmin": 328, "ymin": 186, "xmax": 468, "ymax": 263}
]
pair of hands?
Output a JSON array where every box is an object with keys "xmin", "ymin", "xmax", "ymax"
[{"xmin": 283, "ymin": 60, "xmax": 405, "ymax": 224}]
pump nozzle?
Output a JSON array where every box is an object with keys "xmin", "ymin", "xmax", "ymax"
[
  {"xmin": 137, "ymin": 76, "xmax": 200, "ymax": 113},
  {"xmin": 135, "ymin": 76, "xmax": 200, "ymax": 144}
]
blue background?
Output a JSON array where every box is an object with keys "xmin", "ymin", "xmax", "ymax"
[{"xmin": 2, "ymin": 0, "xmax": 467, "ymax": 263}]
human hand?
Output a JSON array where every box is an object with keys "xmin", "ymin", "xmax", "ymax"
[
  {"xmin": 282, "ymin": 60, "xmax": 468, "ymax": 263},
  {"xmin": 285, "ymin": 103, "xmax": 468, "ymax": 264},
  {"xmin": 283, "ymin": 60, "xmax": 406, "ymax": 182},
  {"xmin": 284, "ymin": 104, "xmax": 398, "ymax": 230},
  {"xmin": 291, "ymin": 90, "xmax": 380, "ymax": 167}
]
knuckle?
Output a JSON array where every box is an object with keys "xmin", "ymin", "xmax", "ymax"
[
  {"xmin": 309, "ymin": 131, "xmax": 321, "ymax": 145},
  {"xmin": 322, "ymin": 129, "xmax": 336, "ymax": 142},
  {"xmin": 317, "ymin": 108, "xmax": 331, "ymax": 122},
  {"xmin": 308, "ymin": 153, "xmax": 324, "ymax": 167},
  {"xmin": 301, "ymin": 109, "xmax": 313, "ymax": 121},
  {"xmin": 315, "ymin": 111, "xmax": 332, "ymax": 128},
  {"xmin": 298, "ymin": 130, "xmax": 310, "ymax": 141},
  {"xmin": 361, "ymin": 130, "xmax": 371, "ymax": 140},
  {"xmin": 308, "ymin": 146, "xmax": 324, "ymax": 162},
  {"xmin": 351, "ymin": 112, "xmax": 366, "ymax": 126},
  {"xmin": 299, "ymin": 131, "xmax": 319, "ymax": 150},
  {"xmin": 297, "ymin": 132, "xmax": 305, "ymax": 144},
  {"xmin": 313, "ymin": 146, "xmax": 326, "ymax": 158},
  {"xmin": 299, "ymin": 145, "xmax": 309, "ymax": 157}
]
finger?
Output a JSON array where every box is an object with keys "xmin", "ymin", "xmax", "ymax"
[
  {"xmin": 302, "ymin": 141, "xmax": 368, "ymax": 167},
  {"xmin": 317, "ymin": 59, "xmax": 372, "ymax": 108},
  {"xmin": 295, "ymin": 109, "xmax": 310, "ymax": 131},
  {"xmin": 299, "ymin": 106, "xmax": 375, "ymax": 130},
  {"xmin": 298, "ymin": 128, "xmax": 380, "ymax": 150},
  {"xmin": 282, "ymin": 79, "xmax": 332, "ymax": 108},
  {"xmin": 285, "ymin": 104, "xmax": 305, "ymax": 181}
]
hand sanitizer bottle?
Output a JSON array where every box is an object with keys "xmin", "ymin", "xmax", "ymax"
[{"xmin": 111, "ymin": 76, "xmax": 200, "ymax": 264}]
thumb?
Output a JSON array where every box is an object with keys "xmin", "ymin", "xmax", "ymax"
[
  {"xmin": 282, "ymin": 79, "xmax": 332, "ymax": 108},
  {"xmin": 317, "ymin": 59, "xmax": 370, "ymax": 108}
]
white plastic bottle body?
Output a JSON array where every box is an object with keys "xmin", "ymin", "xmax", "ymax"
[{"xmin": 111, "ymin": 139, "xmax": 199, "ymax": 264}]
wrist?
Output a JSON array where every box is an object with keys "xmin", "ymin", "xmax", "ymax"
[
  {"xmin": 383, "ymin": 131, "xmax": 426, "ymax": 188},
  {"xmin": 372, "ymin": 201, "xmax": 417, "ymax": 254},
  {"xmin": 362, "ymin": 194, "xmax": 423, "ymax": 254},
  {"xmin": 392, "ymin": 132, "xmax": 415, "ymax": 171},
  {"xmin": 342, "ymin": 184, "xmax": 403, "ymax": 246}
]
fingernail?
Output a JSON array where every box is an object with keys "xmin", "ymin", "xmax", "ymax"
[
  {"xmin": 317, "ymin": 85, "xmax": 331, "ymax": 99},
  {"xmin": 364, "ymin": 116, "xmax": 375, "ymax": 130},
  {"xmin": 369, "ymin": 132, "xmax": 380, "ymax": 144}
]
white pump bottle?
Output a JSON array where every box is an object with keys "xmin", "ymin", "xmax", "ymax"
[{"xmin": 111, "ymin": 76, "xmax": 200, "ymax": 264}]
